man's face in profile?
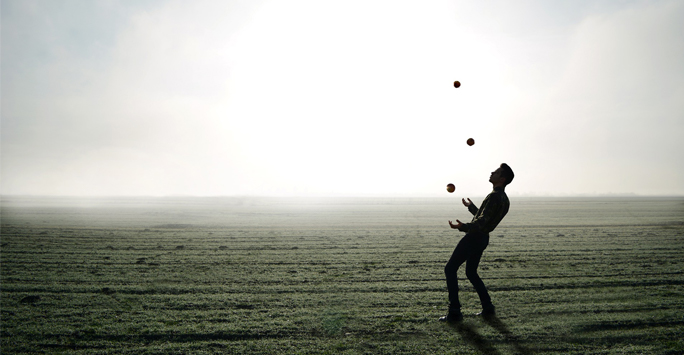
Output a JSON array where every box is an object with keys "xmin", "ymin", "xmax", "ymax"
[{"xmin": 489, "ymin": 167, "xmax": 503, "ymax": 185}]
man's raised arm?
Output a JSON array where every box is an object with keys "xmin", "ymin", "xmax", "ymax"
[{"xmin": 462, "ymin": 198, "xmax": 478, "ymax": 216}]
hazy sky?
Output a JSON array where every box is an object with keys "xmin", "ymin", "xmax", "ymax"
[{"xmin": 2, "ymin": 0, "xmax": 683, "ymax": 197}]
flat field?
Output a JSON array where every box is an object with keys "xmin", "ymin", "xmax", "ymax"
[{"xmin": 2, "ymin": 196, "xmax": 683, "ymax": 354}]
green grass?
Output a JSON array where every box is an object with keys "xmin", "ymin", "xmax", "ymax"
[{"xmin": 1, "ymin": 197, "xmax": 683, "ymax": 354}]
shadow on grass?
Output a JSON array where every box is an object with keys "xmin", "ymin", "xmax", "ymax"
[
  {"xmin": 451, "ymin": 316, "xmax": 535, "ymax": 355},
  {"xmin": 452, "ymin": 322, "xmax": 501, "ymax": 355},
  {"xmin": 484, "ymin": 315, "xmax": 536, "ymax": 354}
]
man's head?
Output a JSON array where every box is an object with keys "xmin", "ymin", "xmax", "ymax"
[{"xmin": 490, "ymin": 163, "xmax": 514, "ymax": 187}]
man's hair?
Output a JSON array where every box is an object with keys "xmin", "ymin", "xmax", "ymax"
[{"xmin": 500, "ymin": 163, "xmax": 514, "ymax": 185}]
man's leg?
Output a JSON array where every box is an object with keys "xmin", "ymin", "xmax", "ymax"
[
  {"xmin": 465, "ymin": 238, "xmax": 494, "ymax": 315},
  {"xmin": 441, "ymin": 236, "xmax": 472, "ymax": 321}
]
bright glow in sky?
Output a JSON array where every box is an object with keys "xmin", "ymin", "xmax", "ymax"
[{"xmin": 2, "ymin": 0, "xmax": 683, "ymax": 197}]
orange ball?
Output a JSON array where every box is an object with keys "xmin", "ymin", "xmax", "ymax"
[
  {"xmin": 446, "ymin": 183, "xmax": 455, "ymax": 193},
  {"xmin": 453, "ymin": 81, "xmax": 461, "ymax": 88},
  {"xmin": 467, "ymin": 138, "xmax": 475, "ymax": 146}
]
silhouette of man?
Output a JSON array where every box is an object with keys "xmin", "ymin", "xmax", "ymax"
[{"xmin": 440, "ymin": 163, "xmax": 514, "ymax": 323}]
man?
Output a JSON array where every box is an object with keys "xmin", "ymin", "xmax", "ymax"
[{"xmin": 440, "ymin": 163, "xmax": 514, "ymax": 323}]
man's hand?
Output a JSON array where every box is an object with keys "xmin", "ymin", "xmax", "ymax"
[
  {"xmin": 462, "ymin": 198, "xmax": 472, "ymax": 207},
  {"xmin": 449, "ymin": 219, "xmax": 465, "ymax": 231}
]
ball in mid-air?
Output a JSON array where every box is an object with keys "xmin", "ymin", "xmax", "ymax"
[
  {"xmin": 446, "ymin": 183, "xmax": 455, "ymax": 193},
  {"xmin": 453, "ymin": 81, "xmax": 461, "ymax": 88},
  {"xmin": 467, "ymin": 138, "xmax": 475, "ymax": 146}
]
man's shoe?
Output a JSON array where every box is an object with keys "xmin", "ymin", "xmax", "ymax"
[
  {"xmin": 476, "ymin": 305, "xmax": 496, "ymax": 317},
  {"xmin": 439, "ymin": 312, "xmax": 463, "ymax": 323}
]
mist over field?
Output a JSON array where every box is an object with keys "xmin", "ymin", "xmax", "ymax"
[{"xmin": 2, "ymin": 195, "xmax": 683, "ymax": 228}]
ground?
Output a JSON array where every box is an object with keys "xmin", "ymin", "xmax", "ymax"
[{"xmin": 1, "ymin": 197, "xmax": 683, "ymax": 354}]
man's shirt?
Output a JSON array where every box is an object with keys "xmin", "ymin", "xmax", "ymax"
[{"xmin": 463, "ymin": 186, "xmax": 510, "ymax": 234}]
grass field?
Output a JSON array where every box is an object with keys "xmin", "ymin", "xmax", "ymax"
[{"xmin": 2, "ymin": 196, "xmax": 683, "ymax": 354}]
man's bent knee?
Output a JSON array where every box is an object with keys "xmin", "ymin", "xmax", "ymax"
[
  {"xmin": 465, "ymin": 267, "xmax": 480, "ymax": 281},
  {"xmin": 445, "ymin": 263, "xmax": 459, "ymax": 276}
]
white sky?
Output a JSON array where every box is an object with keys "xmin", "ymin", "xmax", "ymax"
[{"xmin": 2, "ymin": 0, "xmax": 683, "ymax": 197}]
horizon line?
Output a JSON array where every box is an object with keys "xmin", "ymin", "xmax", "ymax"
[{"xmin": 2, "ymin": 193, "xmax": 683, "ymax": 199}]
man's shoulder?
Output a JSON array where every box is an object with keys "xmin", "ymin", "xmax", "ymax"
[
  {"xmin": 490, "ymin": 189, "xmax": 509, "ymax": 205},
  {"xmin": 489, "ymin": 189, "xmax": 506, "ymax": 198}
]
